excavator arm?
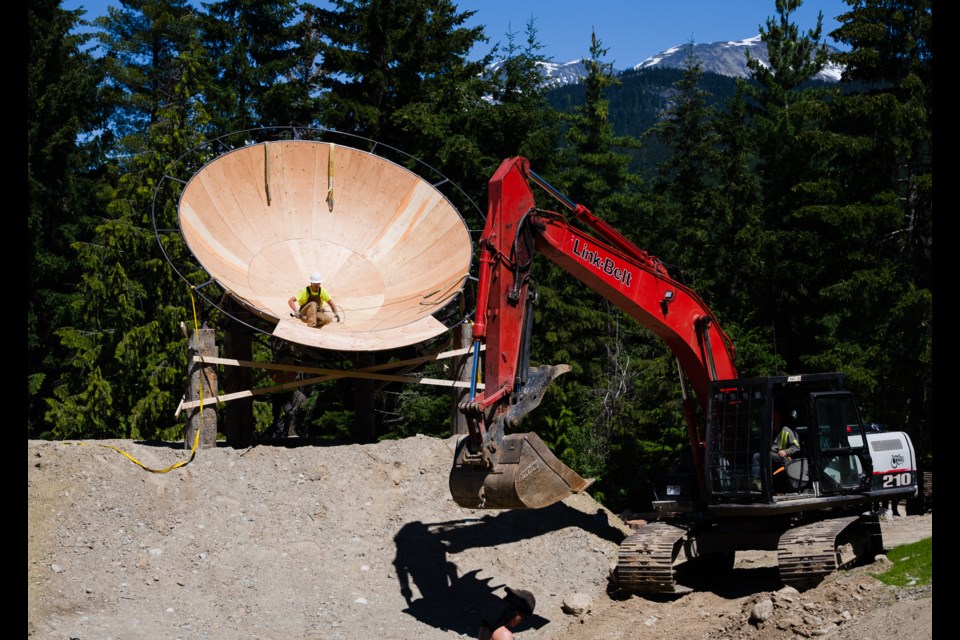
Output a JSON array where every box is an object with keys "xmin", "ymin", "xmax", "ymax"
[{"xmin": 450, "ymin": 157, "xmax": 737, "ymax": 509}]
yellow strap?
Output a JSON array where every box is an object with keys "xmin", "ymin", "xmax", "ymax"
[
  {"xmin": 63, "ymin": 434, "xmax": 199, "ymax": 473},
  {"xmin": 63, "ymin": 285, "xmax": 207, "ymax": 473},
  {"xmin": 264, "ymin": 141, "xmax": 272, "ymax": 204},
  {"xmin": 326, "ymin": 143, "xmax": 335, "ymax": 211}
]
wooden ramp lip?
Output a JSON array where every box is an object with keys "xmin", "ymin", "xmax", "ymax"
[
  {"xmin": 271, "ymin": 314, "xmax": 449, "ymax": 352},
  {"xmin": 178, "ymin": 140, "xmax": 473, "ymax": 351}
]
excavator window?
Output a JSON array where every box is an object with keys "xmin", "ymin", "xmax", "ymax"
[
  {"xmin": 813, "ymin": 392, "xmax": 869, "ymax": 491},
  {"xmin": 707, "ymin": 383, "xmax": 765, "ymax": 495},
  {"xmin": 816, "ymin": 395, "xmax": 863, "ymax": 451}
]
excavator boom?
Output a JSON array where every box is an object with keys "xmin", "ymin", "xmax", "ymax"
[
  {"xmin": 450, "ymin": 157, "xmax": 736, "ymax": 510},
  {"xmin": 449, "ymin": 157, "xmax": 919, "ymax": 596}
]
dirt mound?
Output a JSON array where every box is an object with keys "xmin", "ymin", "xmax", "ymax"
[{"xmin": 27, "ymin": 436, "xmax": 932, "ymax": 639}]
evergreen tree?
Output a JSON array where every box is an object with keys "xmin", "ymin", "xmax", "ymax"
[
  {"xmin": 27, "ymin": 0, "xmax": 108, "ymax": 437},
  {"xmin": 93, "ymin": 1, "xmax": 201, "ymax": 148},
  {"xmin": 817, "ymin": 0, "xmax": 932, "ymax": 463},
  {"xmin": 743, "ymin": 0, "xmax": 837, "ymax": 371},
  {"xmin": 740, "ymin": 0, "xmax": 932, "ymax": 470},
  {"xmin": 645, "ymin": 43, "xmax": 723, "ymax": 289},
  {"xmin": 312, "ymin": 0, "xmax": 484, "ymax": 148},
  {"xmin": 709, "ymin": 82, "xmax": 773, "ymax": 375},
  {"xmin": 556, "ymin": 31, "xmax": 644, "ymax": 215},
  {"xmin": 200, "ymin": 0, "xmax": 313, "ymax": 132},
  {"xmin": 646, "ymin": 45, "xmax": 772, "ymax": 376},
  {"xmin": 47, "ymin": 0, "xmax": 213, "ymax": 439},
  {"xmin": 473, "ymin": 17, "xmax": 561, "ymax": 172}
]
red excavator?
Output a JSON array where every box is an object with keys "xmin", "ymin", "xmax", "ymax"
[{"xmin": 449, "ymin": 157, "xmax": 918, "ymax": 594}]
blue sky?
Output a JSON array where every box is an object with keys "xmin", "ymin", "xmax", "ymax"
[{"xmin": 62, "ymin": 0, "xmax": 851, "ymax": 67}]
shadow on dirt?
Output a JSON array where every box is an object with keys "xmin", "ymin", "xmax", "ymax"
[
  {"xmin": 391, "ymin": 503, "xmax": 626, "ymax": 636},
  {"xmin": 609, "ymin": 560, "xmax": 825, "ymax": 602},
  {"xmin": 676, "ymin": 563, "xmax": 785, "ymax": 598}
]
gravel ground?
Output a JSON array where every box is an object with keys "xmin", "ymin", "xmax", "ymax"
[{"xmin": 27, "ymin": 436, "xmax": 933, "ymax": 639}]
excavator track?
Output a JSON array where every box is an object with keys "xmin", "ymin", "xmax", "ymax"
[
  {"xmin": 777, "ymin": 514, "xmax": 882, "ymax": 590},
  {"xmin": 615, "ymin": 522, "xmax": 690, "ymax": 595}
]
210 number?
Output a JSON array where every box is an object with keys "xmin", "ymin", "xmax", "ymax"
[{"xmin": 882, "ymin": 472, "xmax": 912, "ymax": 488}]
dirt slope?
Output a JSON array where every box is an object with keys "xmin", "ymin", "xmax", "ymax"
[{"xmin": 27, "ymin": 436, "xmax": 933, "ymax": 639}]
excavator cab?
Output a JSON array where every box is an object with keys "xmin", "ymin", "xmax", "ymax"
[{"xmin": 702, "ymin": 373, "xmax": 870, "ymax": 502}]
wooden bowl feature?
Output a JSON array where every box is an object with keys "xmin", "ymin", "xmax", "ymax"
[{"xmin": 178, "ymin": 140, "xmax": 472, "ymax": 351}]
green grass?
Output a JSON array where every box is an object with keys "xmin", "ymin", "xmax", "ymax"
[{"xmin": 870, "ymin": 537, "xmax": 933, "ymax": 588}]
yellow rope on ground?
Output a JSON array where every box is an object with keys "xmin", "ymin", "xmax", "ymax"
[
  {"xmin": 63, "ymin": 436, "xmax": 199, "ymax": 474},
  {"xmin": 62, "ymin": 285, "xmax": 207, "ymax": 473}
]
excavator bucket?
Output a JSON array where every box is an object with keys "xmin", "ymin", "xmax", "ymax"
[{"xmin": 449, "ymin": 432, "xmax": 594, "ymax": 509}]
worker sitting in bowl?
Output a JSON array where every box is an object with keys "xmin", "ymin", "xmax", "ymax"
[{"xmin": 289, "ymin": 272, "xmax": 342, "ymax": 328}]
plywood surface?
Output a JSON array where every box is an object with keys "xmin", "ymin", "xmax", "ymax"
[{"xmin": 179, "ymin": 141, "xmax": 473, "ymax": 351}]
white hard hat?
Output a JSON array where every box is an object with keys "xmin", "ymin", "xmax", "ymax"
[{"xmin": 309, "ymin": 272, "xmax": 323, "ymax": 284}]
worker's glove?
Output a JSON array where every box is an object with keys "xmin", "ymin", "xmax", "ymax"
[
  {"xmin": 293, "ymin": 311, "xmax": 302, "ymax": 319},
  {"xmin": 334, "ymin": 313, "xmax": 341, "ymax": 323}
]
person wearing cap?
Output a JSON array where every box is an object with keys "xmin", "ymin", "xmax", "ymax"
[
  {"xmin": 478, "ymin": 587, "xmax": 535, "ymax": 640},
  {"xmin": 288, "ymin": 272, "xmax": 342, "ymax": 328}
]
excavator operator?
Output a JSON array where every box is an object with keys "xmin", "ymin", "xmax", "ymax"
[{"xmin": 752, "ymin": 408, "xmax": 801, "ymax": 489}]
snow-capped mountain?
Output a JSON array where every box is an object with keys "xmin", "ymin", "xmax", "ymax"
[
  {"xmin": 632, "ymin": 35, "xmax": 844, "ymax": 82},
  {"xmin": 483, "ymin": 58, "xmax": 592, "ymax": 89},
  {"xmin": 520, "ymin": 35, "xmax": 844, "ymax": 88},
  {"xmin": 533, "ymin": 60, "xmax": 593, "ymax": 87}
]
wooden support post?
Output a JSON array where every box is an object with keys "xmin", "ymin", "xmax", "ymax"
[
  {"xmin": 223, "ymin": 328, "xmax": 254, "ymax": 448},
  {"xmin": 352, "ymin": 352, "xmax": 376, "ymax": 443},
  {"xmin": 450, "ymin": 322, "xmax": 474, "ymax": 436},
  {"xmin": 185, "ymin": 325, "xmax": 218, "ymax": 449}
]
